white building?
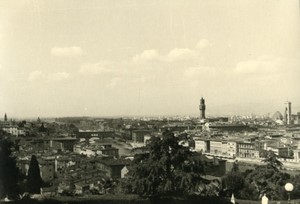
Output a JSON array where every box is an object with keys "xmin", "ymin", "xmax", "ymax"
[
  {"xmin": 144, "ymin": 135, "xmax": 151, "ymax": 146},
  {"xmin": 227, "ymin": 141, "xmax": 237, "ymax": 157},
  {"xmin": 194, "ymin": 138, "xmax": 207, "ymax": 153},
  {"xmin": 210, "ymin": 140, "xmax": 223, "ymax": 155}
]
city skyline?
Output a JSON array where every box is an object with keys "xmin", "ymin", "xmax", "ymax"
[{"xmin": 1, "ymin": 0, "xmax": 300, "ymax": 118}]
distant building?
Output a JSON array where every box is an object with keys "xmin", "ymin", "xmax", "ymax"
[
  {"xmin": 266, "ymin": 146, "xmax": 290, "ymax": 158},
  {"xmin": 132, "ymin": 130, "xmax": 151, "ymax": 143},
  {"xmin": 4, "ymin": 113, "xmax": 7, "ymax": 121},
  {"xmin": 284, "ymin": 101, "xmax": 292, "ymax": 125},
  {"xmin": 199, "ymin": 97, "xmax": 206, "ymax": 120},
  {"xmin": 194, "ymin": 138, "xmax": 209, "ymax": 153},
  {"xmin": 293, "ymin": 148, "xmax": 300, "ymax": 161},
  {"xmin": 77, "ymin": 130, "xmax": 115, "ymax": 143},
  {"xmin": 97, "ymin": 146, "xmax": 119, "ymax": 158},
  {"xmin": 205, "ymin": 123, "xmax": 256, "ymax": 132},
  {"xmin": 272, "ymin": 111, "xmax": 283, "ymax": 121},
  {"xmin": 226, "ymin": 141, "xmax": 237, "ymax": 157},
  {"xmin": 208, "ymin": 117, "xmax": 229, "ymax": 123},
  {"xmin": 210, "ymin": 140, "xmax": 223, "ymax": 155},
  {"xmin": 39, "ymin": 158, "xmax": 55, "ymax": 182},
  {"xmin": 50, "ymin": 137, "xmax": 78, "ymax": 152},
  {"xmin": 236, "ymin": 141, "xmax": 259, "ymax": 158},
  {"xmin": 144, "ymin": 135, "xmax": 151, "ymax": 146}
]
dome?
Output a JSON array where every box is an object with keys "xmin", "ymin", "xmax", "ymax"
[{"xmin": 272, "ymin": 111, "xmax": 283, "ymax": 120}]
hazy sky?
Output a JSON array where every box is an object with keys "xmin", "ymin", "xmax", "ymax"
[{"xmin": 0, "ymin": 0, "xmax": 300, "ymax": 118}]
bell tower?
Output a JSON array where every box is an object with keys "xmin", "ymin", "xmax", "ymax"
[{"xmin": 199, "ymin": 97, "xmax": 206, "ymax": 119}]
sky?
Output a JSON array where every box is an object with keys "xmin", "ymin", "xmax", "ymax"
[{"xmin": 0, "ymin": 0, "xmax": 300, "ymax": 118}]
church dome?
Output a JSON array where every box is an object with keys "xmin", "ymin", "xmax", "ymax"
[{"xmin": 272, "ymin": 111, "xmax": 283, "ymax": 120}]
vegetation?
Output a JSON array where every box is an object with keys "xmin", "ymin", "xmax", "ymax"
[
  {"xmin": 222, "ymin": 161, "xmax": 245, "ymax": 198},
  {"xmin": 0, "ymin": 132, "xmax": 20, "ymax": 198},
  {"xmin": 262, "ymin": 150, "xmax": 283, "ymax": 170},
  {"xmin": 27, "ymin": 155, "xmax": 44, "ymax": 194},
  {"xmin": 221, "ymin": 151, "xmax": 291, "ymax": 201},
  {"xmin": 126, "ymin": 131, "xmax": 209, "ymax": 196}
]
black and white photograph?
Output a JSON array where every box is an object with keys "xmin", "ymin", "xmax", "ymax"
[{"xmin": 0, "ymin": 0, "xmax": 300, "ymax": 203}]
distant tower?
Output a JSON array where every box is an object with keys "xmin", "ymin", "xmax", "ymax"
[
  {"xmin": 199, "ymin": 97, "xmax": 206, "ymax": 119},
  {"xmin": 4, "ymin": 113, "xmax": 7, "ymax": 121},
  {"xmin": 284, "ymin": 101, "xmax": 292, "ymax": 125}
]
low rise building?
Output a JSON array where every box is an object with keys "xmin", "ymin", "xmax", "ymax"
[
  {"xmin": 194, "ymin": 138, "xmax": 209, "ymax": 153},
  {"xmin": 236, "ymin": 141, "xmax": 259, "ymax": 158},
  {"xmin": 210, "ymin": 140, "xmax": 223, "ymax": 155},
  {"xmin": 226, "ymin": 141, "xmax": 237, "ymax": 157},
  {"xmin": 132, "ymin": 130, "xmax": 151, "ymax": 143}
]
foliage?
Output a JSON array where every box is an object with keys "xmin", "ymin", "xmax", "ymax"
[
  {"xmin": 222, "ymin": 161, "xmax": 245, "ymax": 198},
  {"xmin": 262, "ymin": 151, "xmax": 283, "ymax": 171},
  {"xmin": 222, "ymin": 157, "xmax": 290, "ymax": 200},
  {"xmin": 290, "ymin": 174, "xmax": 300, "ymax": 199},
  {"xmin": 38, "ymin": 123, "xmax": 48, "ymax": 133},
  {"xmin": 239, "ymin": 181, "xmax": 259, "ymax": 200},
  {"xmin": 127, "ymin": 131, "xmax": 208, "ymax": 196},
  {"xmin": 243, "ymin": 165, "xmax": 290, "ymax": 200},
  {"xmin": 0, "ymin": 134, "xmax": 20, "ymax": 198},
  {"xmin": 27, "ymin": 155, "xmax": 44, "ymax": 194}
]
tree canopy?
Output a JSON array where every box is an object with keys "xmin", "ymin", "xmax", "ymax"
[
  {"xmin": 222, "ymin": 161, "xmax": 245, "ymax": 198},
  {"xmin": 262, "ymin": 151, "xmax": 283, "ymax": 171},
  {"xmin": 127, "ymin": 131, "xmax": 208, "ymax": 196},
  {"xmin": 27, "ymin": 155, "xmax": 43, "ymax": 194},
  {"xmin": 0, "ymin": 134, "xmax": 20, "ymax": 198}
]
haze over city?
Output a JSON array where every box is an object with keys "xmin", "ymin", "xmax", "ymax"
[{"xmin": 0, "ymin": 0, "xmax": 300, "ymax": 118}]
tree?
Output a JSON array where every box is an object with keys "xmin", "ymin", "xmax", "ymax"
[
  {"xmin": 27, "ymin": 155, "xmax": 43, "ymax": 194},
  {"xmin": 290, "ymin": 174, "xmax": 300, "ymax": 199},
  {"xmin": 38, "ymin": 123, "xmax": 47, "ymax": 133},
  {"xmin": 243, "ymin": 164, "xmax": 290, "ymax": 200},
  {"xmin": 222, "ymin": 161, "xmax": 245, "ymax": 198},
  {"xmin": 262, "ymin": 150, "xmax": 283, "ymax": 171},
  {"xmin": 0, "ymin": 135, "xmax": 20, "ymax": 198},
  {"xmin": 127, "ymin": 131, "xmax": 207, "ymax": 196}
]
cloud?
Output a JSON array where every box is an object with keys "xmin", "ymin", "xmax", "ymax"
[
  {"xmin": 233, "ymin": 56, "xmax": 300, "ymax": 93},
  {"xmin": 28, "ymin": 70, "xmax": 46, "ymax": 81},
  {"xmin": 51, "ymin": 46, "xmax": 83, "ymax": 57},
  {"xmin": 235, "ymin": 56, "xmax": 284, "ymax": 75},
  {"xmin": 79, "ymin": 61, "xmax": 113, "ymax": 75},
  {"xmin": 132, "ymin": 43, "xmax": 209, "ymax": 63},
  {"xmin": 166, "ymin": 48, "xmax": 198, "ymax": 62},
  {"xmin": 132, "ymin": 49, "xmax": 160, "ymax": 63},
  {"xmin": 196, "ymin": 39, "xmax": 212, "ymax": 49},
  {"xmin": 29, "ymin": 71, "xmax": 70, "ymax": 81},
  {"xmin": 48, "ymin": 72, "xmax": 70, "ymax": 81}
]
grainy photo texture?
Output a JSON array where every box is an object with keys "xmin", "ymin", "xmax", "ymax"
[{"xmin": 0, "ymin": 1, "xmax": 300, "ymax": 204}]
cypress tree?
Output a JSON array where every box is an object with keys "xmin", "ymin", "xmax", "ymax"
[
  {"xmin": 0, "ymin": 136, "xmax": 19, "ymax": 198},
  {"xmin": 27, "ymin": 155, "xmax": 43, "ymax": 194}
]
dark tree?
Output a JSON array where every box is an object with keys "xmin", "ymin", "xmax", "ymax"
[
  {"xmin": 262, "ymin": 150, "xmax": 283, "ymax": 171},
  {"xmin": 231, "ymin": 160, "xmax": 239, "ymax": 172},
  {"xmin": 127, "ymin": 131, "xmax": 208, "ymax": 196},
  {"xmin": 222, "ymin": 161, "xmax": 245, "ymax": 198},
  {"xmin": 243, "ymin": 164, "xmax": 290, "ymax": 200},
  {"xmin": 291, "ymin": 174, "xmax": 300, "ymax": 199},
  {"xmin": 38, "ymin": 123, "xmax": 47, "ymax": 133},
  {"xmin": 27, "ymin": 155, "xmax": 43, "ymax": 194},
  {"xmin": 68, "ymin": 124, "xmax": 79, "ymax": 135},
  {"xmin": 0, "ymin": 135, "xmax": 20, "ymax": 198}
]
